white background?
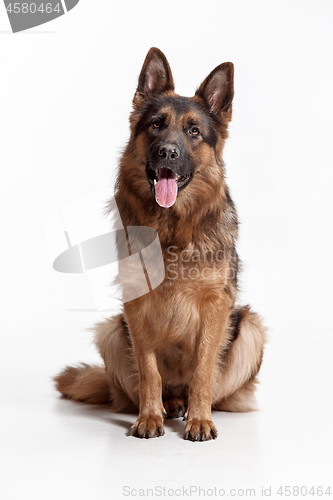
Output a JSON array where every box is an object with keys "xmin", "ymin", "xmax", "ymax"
[{"xmin": 1, "ymin": 1, "xmax": 333, "ymax": 499}]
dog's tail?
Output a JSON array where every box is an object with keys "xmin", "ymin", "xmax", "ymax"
[
  {"xmin": 54, "ymin": 363, "xmax": 136, "ymax": 411},
  {"xmin": 54, "ymin": 363, "xmax": 111, "ymax": 404}
]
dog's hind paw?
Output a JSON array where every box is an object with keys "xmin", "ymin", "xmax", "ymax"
[
  {"xmin": 128, "ymin": 415, "xmax": 165, "ymax": 439},
  {"xmin": 184, "ymin": 419, "xmax": 218, "ymax": 442},
  {"xmin": 164, "ymin": 397, "xmax": 187, "ymax": 418}
]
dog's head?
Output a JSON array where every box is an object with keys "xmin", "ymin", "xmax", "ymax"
[{"xmin": 124, "ymin": 48, "xmax": 234, "ymax": 210}]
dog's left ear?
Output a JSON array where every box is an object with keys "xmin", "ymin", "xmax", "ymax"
[
  {"xmin": 133, "ymin": 47, "xmax": 175, "ymax": 109},
  {"xmin": 195, "ymin": 62, "xmax": 234, "ymax": 122}
]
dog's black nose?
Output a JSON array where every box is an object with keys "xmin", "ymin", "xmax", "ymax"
[{"xmin": 159, "ymin": 145, "xmax": 180, "ymax": 161}]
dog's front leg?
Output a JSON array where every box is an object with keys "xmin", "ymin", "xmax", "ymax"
[
  {"xmin": 184, "ymin": 294, "xmax": 231, "ymax": 442},
  {"xmin": 128, "ymin": 348, "xmax": 165, "ymax": 439}
]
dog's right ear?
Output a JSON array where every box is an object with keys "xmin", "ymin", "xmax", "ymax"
[{"xmin": 133, "ymin": 48, "xmax": 174, "ymax": 109}]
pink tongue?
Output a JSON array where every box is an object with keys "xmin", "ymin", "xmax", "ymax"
[{"xmin": 155, "ymin": 170, "xmax": 178, "ymax": 208}]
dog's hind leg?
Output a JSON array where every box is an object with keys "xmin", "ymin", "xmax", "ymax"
[
  {"xmin": 212, "ymin": 306, "xmax": 267, "ymax": 412},
  {"xmin": 54, "ymin": 314, "xmax": 139, "ymax": 413},
  {"xmin": 94, "ymin": 314, "xmax": 139, "ymax": 412}
]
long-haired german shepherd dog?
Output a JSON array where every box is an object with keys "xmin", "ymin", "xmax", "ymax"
[{"xmin": 55, "ymin": 48, "xmax": 267, "ymax": 441}]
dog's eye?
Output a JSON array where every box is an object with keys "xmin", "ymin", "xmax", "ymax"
[
  {"xmin": 189, "ymin": 127, "xmax": 200, "ymax": 136},
  {"xmin": 152, "ymin": 120, "xmax": 161, "ymax": 129}
]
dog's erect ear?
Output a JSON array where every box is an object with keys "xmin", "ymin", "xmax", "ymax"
[
  {"xmin": 133, "ymin": 47, "xmax": 174, "ymax": 109},
  {"xmin": 195, "ymin": 62, "xmax": 234, "ymax": 121}
]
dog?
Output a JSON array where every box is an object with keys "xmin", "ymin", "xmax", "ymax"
[{"xmin": 54, "ymin": 47, "xmax": 267, "ymax": 441}]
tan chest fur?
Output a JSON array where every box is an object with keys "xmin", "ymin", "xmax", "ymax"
[{"xmin": 123, "ymin": 250, "xmax": 230, "ymax": 390}]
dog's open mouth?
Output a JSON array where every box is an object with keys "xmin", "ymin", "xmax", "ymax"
[{"xmin": 147, "ymin": 167, "xmax": 191, "ymax": 208}]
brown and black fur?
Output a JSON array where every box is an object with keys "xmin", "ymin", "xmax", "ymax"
[{"xmin": 54, "ymin": 48, "xmax": 267, "ymax": 441}]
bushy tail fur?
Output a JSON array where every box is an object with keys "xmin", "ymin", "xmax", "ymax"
[
  {"xmin": 54, "ymin": 363, "xmax": 111, "ymax": 404},
  {"xmin": 54, "ymin": 360, "xmax": 137, "ymax": 412}
]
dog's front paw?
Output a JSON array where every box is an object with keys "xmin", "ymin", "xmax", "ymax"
[
  {"xmin": 184, "ymin": 419, "xmax": 218, "ymax": 441},
  {"xmin": 129, "ymin": 415, "xmax": 165, "ymax": 439}
]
